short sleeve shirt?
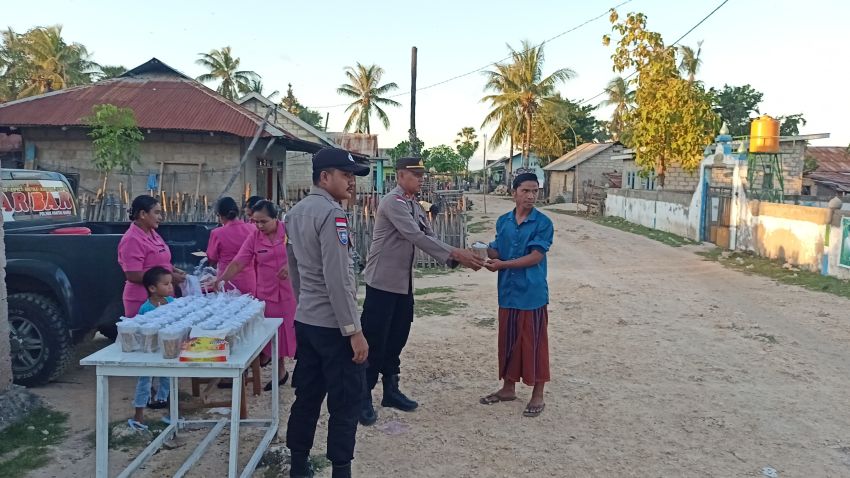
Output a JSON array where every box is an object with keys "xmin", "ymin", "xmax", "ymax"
[
  {"xmin": 117, "ymin": 223, "xmax": 173, "ymax": 303},
  {"xmin": 489, "ymin": 208, "xmax": 553, "ymax": 310}
]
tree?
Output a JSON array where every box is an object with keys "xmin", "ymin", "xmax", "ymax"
[
  {"xmin": 423, "ymin": 145, "xmax": 465, "ymax": 175},
  {"xmin": 678, "ymin": 41, "xmax": 703, "ymax": 83},
  {"xmin": 246, "ymin": 78, "xmax": 278, "ymax": 101},
  {"xmin": 601, "ymin": 76, "xmax": 635, "ymax": 142},
  {"xmin": 279, "ymin": 83, "xmax": 324, "ymax": 130},
  {"xmin": 530, "ymin": 95, "xmax": 609, "ymax": 163},
  {"xmin": 604, "ymin": 10, "xmax": 718, "ymax": 187},
  {"xmin": 195, "ymin": 47, "xmax": 259, "ymax": 101},
  {"xmin": 455, "ymin": 127, "xmax": 479, "ymax": 178},
  {"xmin": 96, "ymin": 65, "xmax": 126, "ymax": 81},
  {"xmin": 84, "ymin": 104, "xmax": 144, "ymax": 193},
  {"xmin": 336, "ymin": 63, "xmax": 400, "ymax": 133},
  {"xmin": 778, "ymin": 113, "xmax": 807, "ymax": 136},
  {"xmin": 482, "ymin": 40, "xmax": 575, "ymax": 168},
  {"xmin": 803, "ymin": 154, "xmax": 818, "ymax": 174},
  {"xmin": 709, "ymin": 84, "xmax": 763, "ymax": 137},
  {"xmin": 0, "ymin": 25, "xmax": 98, "ymax": 99}
]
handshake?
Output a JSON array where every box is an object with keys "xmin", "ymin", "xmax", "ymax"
[{"xmin": 449, "ymin": 242, "xmax": 503, "ymax": 272}]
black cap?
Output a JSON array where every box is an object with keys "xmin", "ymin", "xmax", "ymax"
[
  {"xmin": 313, "ymin": 147, "xmax": 370, "ymax": 176},
  {"xmin": 396, "ymin": 157, "xmax": 426, "ymax": 171}
]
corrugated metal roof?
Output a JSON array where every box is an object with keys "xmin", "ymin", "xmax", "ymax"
[
  {"xmin": 543, "ymin": 143, "xmax": 614, "ymax": 171},
  {"xmin": 808, "ymin": 171, "xmax": 850, "ymax": 193},
  {"xmin": 328, "ymin": 132, "xmax": 378, "ymax": 157},
  {"xmin": 807, "ymin": 147, "xmax": 850, "ymax": 173},
  {"xmin": 0, "ymin": 76, "xmax": 289, "ymax": 139}
]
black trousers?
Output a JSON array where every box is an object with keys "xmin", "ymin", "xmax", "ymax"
[
  {"xmin": 286, "ymin": 322, "xmax": 366, "ymax": 465},
  {"xmin": 361, "ymin": 285, "xmax": 414, "ymax": 390}
]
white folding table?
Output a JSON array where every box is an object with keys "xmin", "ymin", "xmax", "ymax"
[{"xmin": 80, "ymin": 318, "xmax": 282, "ymax": 478}]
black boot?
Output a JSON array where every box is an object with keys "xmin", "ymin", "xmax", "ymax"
[
  {"xmin": 381, "ymin": 374, "xmax": 418, "ymax": 411},
  {"xmin": 289, "ymin": 450, "xmax": 314, "ymax": 478},
  {"xmin": 331, "ymin": 462, "xmax": 352, "ymax": 478},
  {"xmin": 359, "ymin": 397, "xmax": 377, "ymax": 426}
]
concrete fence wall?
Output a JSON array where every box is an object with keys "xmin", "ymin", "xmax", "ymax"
[
  {"xmin": 746, "ymin": 202, "xmax": 831, "ymax": 271},
  {"xmin": 605, "ymin": 188, "xmax": 700, "ymax": 241}
]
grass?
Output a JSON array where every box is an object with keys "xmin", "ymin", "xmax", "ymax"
[
  {"xmin": 471, "ymin": 317, "xmax": 496, "ymax": 329},
  {"xmin": 414, "ymin": 286, "xmax": 454, "ymax": 296},
  {"xmin": 699, "ymin": 249, "xmax": 850, "ymax": 299},
  {"xmin": 549, "ymin": 210, "xmax": 697, "ymax": 247},
  {"xmin": 466, "ymin": 220, "xmax": 490, "ymax": 234},
  {"xmin": 0, "ymin": 407, "xmax": 68, "ymax": 478},
  {"xmin": 414, "ymin": 267, "xmax": 453, "ymax": 279},
  {"xmin": 415, "ymin": 298, "xmax": 466, "ymax": 317}
]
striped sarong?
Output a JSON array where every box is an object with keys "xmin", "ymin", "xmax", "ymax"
[{"xmin": 498, "ymin": 306, "xmax": 550, "ymax": 385}]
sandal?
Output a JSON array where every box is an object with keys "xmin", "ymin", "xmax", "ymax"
[
  {"xmin": 264, "ymin": 371, "xmax": 289, "ymax": 391},
  {"xmin": 479, "ymin": 392, "xmax": 517, "ymax": 405},
  {"xmin": 147, "ymin": 399, "xmax": 169, "ymax": 410},
  {"xmin": 523, "ymin": 403, "xmax": 545, "ymax": 417},
  {"xmin": 127, "ymin": 419, "xmax": 149, "ymax": 431}
]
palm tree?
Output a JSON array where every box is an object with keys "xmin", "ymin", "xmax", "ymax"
[
  {"xmin": 601, "ymin": 76, "xmax": 635, "ymax": 142},
  {"xmin": 196, "ymin": 47, "xmax": 259, "ymax": 101},
  {"xmin": 15, "ymin": 25, "xmax": 98, "ymax": 98},
  {"xmin": 245, "ymin": 78, "xmax": 278, "ymax": 101},
  {"xmin": 96, "ymin": 65, "xmax": 127, "ymax": 81},
  {"xmin": 678, "ymin": 40, "xmax": 703, "ymax": 83},
  {"xmin": 336, "ymin": 63, "xmax": 400, "ymax": 133},
  {"xmin": 482, "ymin": 40, "xmax": 575, "ymax": 168}
]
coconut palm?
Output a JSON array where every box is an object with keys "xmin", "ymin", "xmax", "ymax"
[
  {"xmin": 14, "ymin": 25, "xmax": 98, "ymax": 98},
  {"xmin": 196, "ymin": 47, "xmax": 259, "ymax": 100},
  {"xmin": 245, "ymin": 78, "xmax": 278, "ymax": 101},
  {"xmin": 482, "ymin": 40, "xmax": 575, "ymax": 168},
  {"xmin": 678, "ymin": 41, "xmax": 703, "ymax": 83},
  {"xmin": 96, "ymin": 65, "xmax": 127, "ymax": 81},
  {"xmin": 336, "ymin": 63, "xmax": 400, "ymax": 133},
  {"xmin": 601, "ymin": 76, "xmax": 635, "ymax": 141}
]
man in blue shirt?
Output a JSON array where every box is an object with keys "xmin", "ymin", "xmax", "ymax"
[{"xmin": 480, "ymin": 172, "xmax": 553, "ymax": 417}]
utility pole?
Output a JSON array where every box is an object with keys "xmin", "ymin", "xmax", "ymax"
[{"xmin": 408, "ymin": 46, "xmax": 421, "ymax": 157}]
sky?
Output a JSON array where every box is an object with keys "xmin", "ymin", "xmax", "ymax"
[{"xmin": 5, "ymin": 0, "xmax": 848, "ymax": 169}]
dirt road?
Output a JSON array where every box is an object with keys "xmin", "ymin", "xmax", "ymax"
[{"xmin": 29, "ymin": 194, "xmax": 850, "ymax": 477}]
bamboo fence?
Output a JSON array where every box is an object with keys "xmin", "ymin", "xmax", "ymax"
[{"xmin": 81, "ymin": 184, "xmax": 468, "ymax": 269}]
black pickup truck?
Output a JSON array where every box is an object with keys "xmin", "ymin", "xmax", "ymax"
[{"xmin": 3, "ymin": 169, "xmax": 213, "ymax": 386}]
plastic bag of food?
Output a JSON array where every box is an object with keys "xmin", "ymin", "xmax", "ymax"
[
  {"xmin": 160, "ymin": 327, "xmax": 184, "ymax": 359},
  {"xmin": 140, "ymin": 324, "xmax": 159, "ymax": 353},
  {"xmin": 117, "ymin": 321, "xmax": 140, "ymax": 352}
]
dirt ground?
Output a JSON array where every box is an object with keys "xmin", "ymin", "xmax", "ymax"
[{"xmin": 27, "ymin": 193, "xmax": 850, "ymax": 477}]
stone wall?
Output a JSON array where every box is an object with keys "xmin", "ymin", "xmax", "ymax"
[
  {"xmin": 605, "ymin": 188, "xmax": 700, "ymax": 240},
  {"xmin": 19, "ymin": 127, "xmax": 333, "ymax": 202},
  {"xmin": 574, "ymin": 144, "xmax": 625, "ymax": 191}
]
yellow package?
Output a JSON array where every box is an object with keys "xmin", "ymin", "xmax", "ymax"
[{"xmin": 178, "ymin": 337, "xmax": 229, "ymax": 362}]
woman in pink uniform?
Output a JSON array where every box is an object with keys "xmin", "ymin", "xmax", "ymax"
[
  {"xmin": 118, "ymin": 195, "xmax": 186, "ymax": 317},
  {"xmin": 207, "ymin": 197, "xmax": 256, "ymax": 295},
  {"xmin": 213, "ymin": 200, "xmax": 296, "ymax": 390}
]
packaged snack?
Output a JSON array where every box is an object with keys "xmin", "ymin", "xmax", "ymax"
[
  {"xmin": 178, "ymin": 337, "xmax": 229, "ymax": 362},
  {"xmin": 117, "ymin": 321, "xmax": 140, "ymax": 352}
]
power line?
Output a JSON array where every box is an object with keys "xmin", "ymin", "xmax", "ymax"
[
  {"xmin": 305, "ymin": 0, "xmax": 634, "ymax": 109},
  {"xmin": 579, "ymin": 0, "xmax": 731, "ymax": 107}
]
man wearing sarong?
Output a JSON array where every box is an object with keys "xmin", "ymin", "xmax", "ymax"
[{"xmin": 480, "ymin": 172, "xmax": 553, "ymax": 417}]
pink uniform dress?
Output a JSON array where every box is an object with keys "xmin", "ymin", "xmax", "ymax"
[
  {"xmin": 233, "ymin": 221, "xmax": 297, "ymax": 358},
  {"xmin": 207, "ymin": 220, "xmax": 257, "ymax": 295},
  {"xmin": 117, "ymin": 223, "xmax": 173, "ymax": 317}
]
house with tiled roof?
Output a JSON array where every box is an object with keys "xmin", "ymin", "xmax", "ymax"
[{"xmin": 0, "ymin": 58, "xmax": 324, "ymax": 202}]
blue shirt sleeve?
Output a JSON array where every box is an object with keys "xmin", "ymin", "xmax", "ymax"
[
  {"xmin": 137, "ymin": 300, "xmax": 155, "ymax": 315},
  {"xmin": 527, "ymin": 215, "xmax": 553, "ymax": 254}
]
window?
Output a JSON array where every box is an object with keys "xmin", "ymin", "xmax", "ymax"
[
  {"xmin": 642, "ymin": 171, "xmax": 656, "ymax": 190},
  {"xmin": 626, "ymin": 171, "xmax": 636, "ymax": 189}
]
